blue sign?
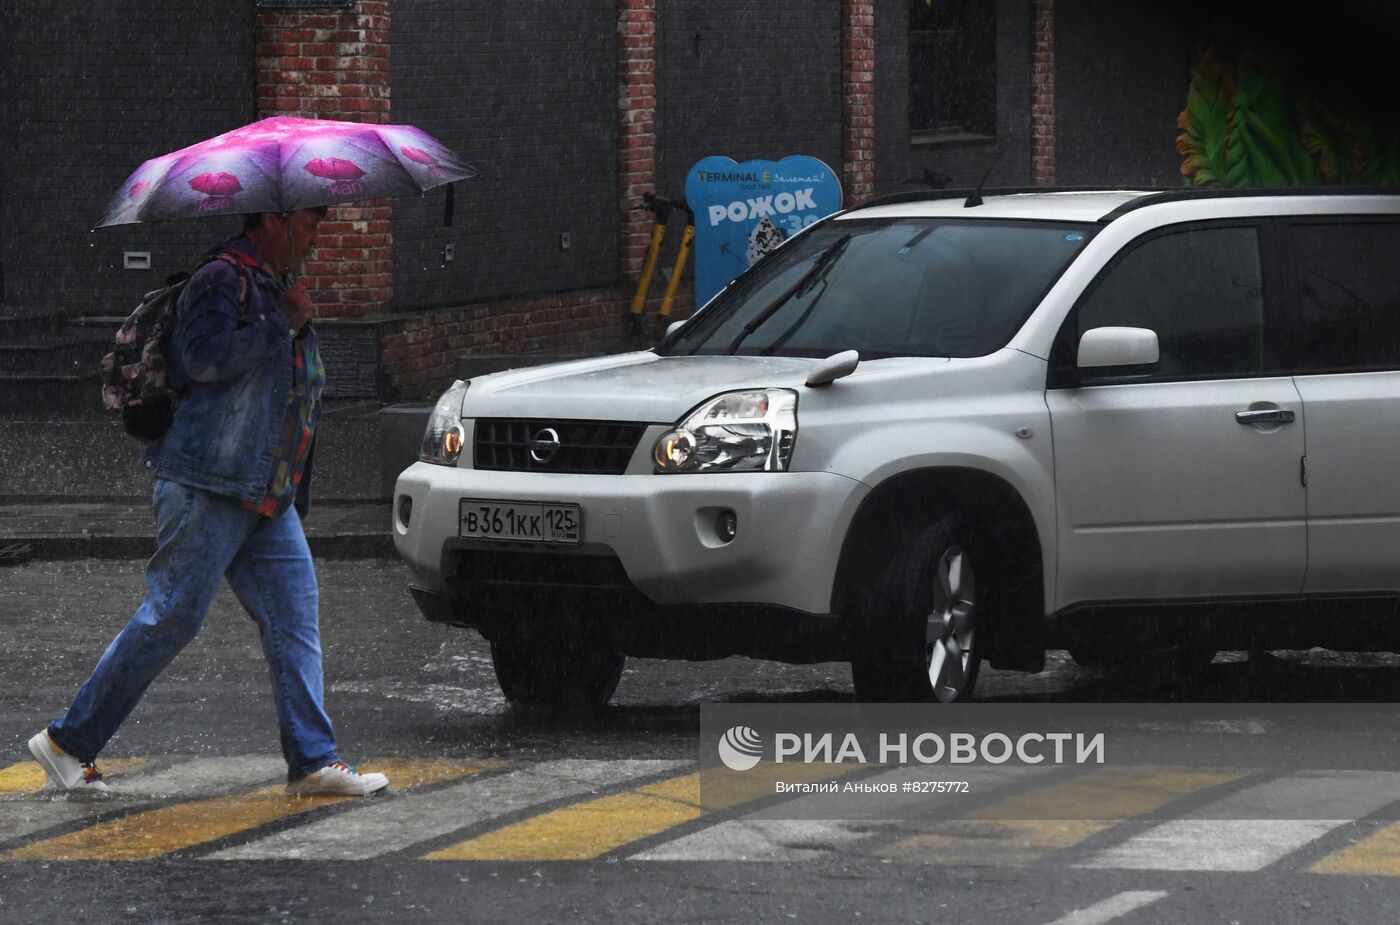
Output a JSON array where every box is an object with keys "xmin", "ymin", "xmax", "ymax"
[{"xmin": 684, "ymin": 155, "xmax": 843, "ymax": 308}]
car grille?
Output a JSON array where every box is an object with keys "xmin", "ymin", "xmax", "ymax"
[{"xmin": 474, "ymin": 419, "xmax": 645, "ymax": 475}]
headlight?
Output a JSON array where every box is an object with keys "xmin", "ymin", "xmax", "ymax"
[
  {"xmin": 419, "ymin": 379, "xmax": 469, "ymax": 466},
  {"xmin": 653, "ymin": 389, "xmax": 797, "ymax": 473}
]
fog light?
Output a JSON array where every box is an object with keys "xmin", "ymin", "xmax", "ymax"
[
  {"xmin": 716, "ymin": 510, "xmax": 738, "ymax": 543},
  {"xmin": 398, "ymin": 495, "xmax": 413, "ymax": 528}
]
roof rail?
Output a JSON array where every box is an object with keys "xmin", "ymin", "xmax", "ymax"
[
  {"xmin": 1097, "ymin": 185, "xmax": 1400, "ymax": 223},
  {"xmin": 850, "ymin": 186, "xmax": 1169, "ymax": 213},
  {"xmin": 850, "ymin": 184, "xmax": 1398, "ymax": 223}
]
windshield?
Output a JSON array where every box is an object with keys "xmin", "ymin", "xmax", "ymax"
[{"xmin": 660, "ymin": 218, "xmax": 1095, "ymax": 359}]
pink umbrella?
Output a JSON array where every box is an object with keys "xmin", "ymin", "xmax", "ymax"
[{"xmin": 97, "ymin": 116, "xmax": 477, "ymax": 228}]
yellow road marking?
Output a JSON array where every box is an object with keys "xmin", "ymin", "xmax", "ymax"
[
  {"xmin": 2, "ymin": 758, "xmax": 488, "ymax": 861},
  {"xmin": 1310, "ymin": 821, "xmax": 1400, "ymax": 876},
  {"xmin": 881, "ymin": 766, "xmax": 1245, "ymax": 865},
  {"xmin": 425, "ymin": 761, "xmax": 864, "ymax": 862},
  {"xmin": 0, "ymin": 758, "xmax": 151, "ymax": 795}
]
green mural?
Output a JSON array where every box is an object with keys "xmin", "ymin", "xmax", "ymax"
[{"xmin": 1178, "ymin": 45, "xmax": 1400, "ymax": 187}]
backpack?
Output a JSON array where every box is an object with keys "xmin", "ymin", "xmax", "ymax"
[{"xmin": 100, "ymin": 253, "xmax": 252, "ymax": 443}]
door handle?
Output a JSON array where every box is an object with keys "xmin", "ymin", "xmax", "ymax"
[{"xmin": 1235, "ymin": 408, "xmax": 1296, "ymax": 425}]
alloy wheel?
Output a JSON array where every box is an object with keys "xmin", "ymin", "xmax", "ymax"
[{"xmin": 926, "ymin": 545, "xmax": 976, "ymax": 702}]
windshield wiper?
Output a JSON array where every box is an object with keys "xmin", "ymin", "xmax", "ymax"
[{"xmin": 727, "ymin": 233, "xmax": 851, "ymax": 355}]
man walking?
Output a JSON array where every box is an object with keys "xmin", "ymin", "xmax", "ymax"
[{"xmin": 29, "ymin": 207, "xmax": 388, "ymax": 797}]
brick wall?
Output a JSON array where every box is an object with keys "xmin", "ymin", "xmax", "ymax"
[
  {"xmin": 874, "ymin": 0, "xmax": 1032, "ymax": 194},
  {"xmin": 619, "ymin": 0, "xmax": 658, "ymax": 284},
  {"xmin": 379, "ymin": 286, "xmax": 699, "ymax": 401},
  {"xmin": 1030, "ymin": 0, "xmax": 1055, "ymax": 186},
  {"xmin": 256, "ymin": 1, "xmax": 392, "ymax": 319},
  {"xmin": 0, "ymin": 1, "xmax": 254, "ymax": 318},
  {"xmin": 842, "ymin": 0, "xmax": 877, "ymax": 203}
]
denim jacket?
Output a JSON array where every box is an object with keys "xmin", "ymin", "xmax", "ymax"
[{"xmin": 140, "ymin": 237, "xmax": 318, "ymax": 515}]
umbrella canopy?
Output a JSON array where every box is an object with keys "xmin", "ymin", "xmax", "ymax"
[{"xmin": 96, "ymin": 116, "xmax": 477, "ymax": 228}]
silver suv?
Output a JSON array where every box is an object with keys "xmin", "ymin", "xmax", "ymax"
[{"xmin": 393, "ymin": 188, "xmax": 1400, "ymax": 705}]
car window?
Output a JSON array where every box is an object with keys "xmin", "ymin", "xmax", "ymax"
[
  {"xmin": 1072, "ymin": 226, "xmax": 1265, "ymax": 380},
  {"xmin": 1290, "ymin": 220, "xmax": 1400, "ymax": 373},
  {"xmin": 661, "ymin": 218, "xmax": 1093, "ymax": 359}
]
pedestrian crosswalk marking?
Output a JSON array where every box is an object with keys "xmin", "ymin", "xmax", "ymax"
[
  {"xmin": 1078, "ymin": 770, "xmax": 1400, "ymax": 872},
  {"xmin": 631, "ymin": 818, "xmax": 882, "ymax": 862},
  {"xmin": 1309, "ymin": 820, "xmax": 1400, "ymax": 876},
  {"xmin": 879, "ymin": 766, "xmax": 1245, "ymax": 866},
  {"xmin": 206, "ymin": 759, "xmax": 683, "ymax": 862},
  {"xmin": 631, "ymin": 765, "xmax": 1039, "ymax": 862},
  {"xmin": 1, "ymin": 758, "xmax": 483, "ymax": 862},
  {"xmin": 423, "ymin": 761, "xmax": 864, "ymax": 862},
  {"xmin": 9, "ymin": 756, "xmax": 1400, "ymax": 872},
  {"xmin": 423, "ymin": 771, "xmax": 705, "ymax": 861},
  {"xmin": 0, "ymin": 758, "xmax": 151, "ymax": 795}
]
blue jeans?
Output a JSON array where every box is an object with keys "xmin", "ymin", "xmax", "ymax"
[{"xmin": 49, "ymin": 479, "xmax": 339, "ymax": 780}]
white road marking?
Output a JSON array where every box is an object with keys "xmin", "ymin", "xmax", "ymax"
[
  {"xmin": 205, "ymin": 759, "xmax": 687, "ymax": 861},
  {"xmin": 1040, "ymin": 891, "xmax": 1169, "ymax": 925},
  {"xmin": 1079, "ymin": 770, "xmax": 1400, "ymax": 871},
  {"xmin": 106, "ymin": 756, "xmax": 286, "ymax": 798},
  {"xmin": 0, "ymin": 755, "xmax": 286, "ymax": 843},
  {"xmin": 0, "ymin": 803, "xmax": 102, "ymax": 844}
]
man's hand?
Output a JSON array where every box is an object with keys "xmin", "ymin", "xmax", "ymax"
[{"xmin": 281, "ymin": 281, "xmax": 315, "ymax": 332}]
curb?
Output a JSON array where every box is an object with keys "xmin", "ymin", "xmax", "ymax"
[{"xmin": 6, "ymin": 533, "xmax": 394, "ymax": 562}]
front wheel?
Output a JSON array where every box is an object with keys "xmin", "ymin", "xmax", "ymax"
[
  {"xmin": 851, "ymin": 515, "xmax": 982, "ymax": 703},
  {"xmin": 490, "ymin": 635, "xmax": 625, "ymax": 707}
]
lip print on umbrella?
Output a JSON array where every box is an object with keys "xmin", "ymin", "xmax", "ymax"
[
  {"xmin": 188, "ymin": 171, "xmax": 244, "ymax": 213},
  {"xmin": 400, "ymin": 145, "xmax": 446, "ymax": 181},
  {"xmin": 304, "ymin": 157, "xmax": 368, "ymax": 197}
]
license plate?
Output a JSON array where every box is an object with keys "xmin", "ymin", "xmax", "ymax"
[{"xmin": 458, "ymin": 499, "xmax": 582, "ymax": 544}]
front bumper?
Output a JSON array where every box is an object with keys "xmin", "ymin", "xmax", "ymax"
[{"xmin": 393, "ymin": 460, "xmax": 869, "ymax": 615}]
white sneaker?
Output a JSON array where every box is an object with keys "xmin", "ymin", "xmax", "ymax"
[
  {"xmin": 287, "ymin": 760, "xmax": 388, "ymax": 797},
  {"xmin": 27, "ymin": 730, "xmax": 110, "ymax": 793}
]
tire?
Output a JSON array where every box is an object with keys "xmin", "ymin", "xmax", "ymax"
[
  {"xmin": 490, "ymin": 635, "xmax": 625, "ymax": 707},
  {"xmin": 850, "ymin": 514, "xmax": 982, "ymax": 703}
]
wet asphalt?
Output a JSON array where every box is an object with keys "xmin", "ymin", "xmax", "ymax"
[{"xmin": 4, "ymin": 557, "xmax": 1400, "ymax": 923}]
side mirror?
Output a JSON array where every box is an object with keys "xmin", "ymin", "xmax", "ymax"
[
  {"xmin": 665, "ymin": 319, "xmax": 688, "ymax": 339},
  {"xmin": 1077, "ymin": 326, "xmax": 1159, "ymax": 369}
]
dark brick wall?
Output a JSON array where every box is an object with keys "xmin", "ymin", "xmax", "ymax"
[
  {"xmin": 0, "ymin": 1, "xmax": 255, "ymax": 318},
  {"xmin": 875, "ymin": 0, "xmax": 1032, "ymax": 196},
  {"xmin": 317, "ymin": 321, "xmax": 383, "ymax": 399},
  {"xmin": 1053, "ymin": 0, "xmax": 1189, "ymax": 186},
  {"xmin": 655, "ymin": 2, "xmax": 843, "ymax": 205},
  {"xmin": 390, "ymin": 1, "xmax": 619, "ymax": 312}
]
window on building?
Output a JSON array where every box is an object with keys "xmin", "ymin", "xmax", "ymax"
[{"xmin": 908, "ymin": 0, "xmax": 996, "ymax": 143}]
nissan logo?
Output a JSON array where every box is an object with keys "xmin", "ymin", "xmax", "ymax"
[{"xmin": 529, "ymin": 427, "xmax": 562, "ymax": 464}]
